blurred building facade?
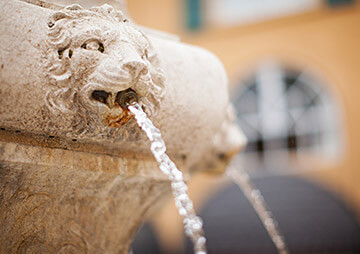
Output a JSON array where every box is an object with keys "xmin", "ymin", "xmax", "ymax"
[
  {"xmin": 127, "ymin": 0, "xmax": 360, "ymax": 251},
  {"xmin": 128, "ymin": 0, "xmax": 360, "ymax": 211}
]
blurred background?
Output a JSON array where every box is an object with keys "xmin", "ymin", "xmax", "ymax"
[{"xmin": 123, "ymin": 0, "xmax": 360, "ymax": 253}]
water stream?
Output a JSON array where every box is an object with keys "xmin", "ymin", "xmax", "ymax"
[
  {"xmin": 226, "ymin": 157, "xmax": 289, "ymax": 254},
  {"xmin": 128, "ymin": 103, "xmax": 207, "ymax": 254},
  {"xmin": 128, "ymin": 101, "xmax": 288, "ymax": 254}
]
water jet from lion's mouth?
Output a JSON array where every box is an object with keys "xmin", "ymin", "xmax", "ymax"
[{"xmin": 128, "ymin": 102, "xmax": 207, "ymax": 254}]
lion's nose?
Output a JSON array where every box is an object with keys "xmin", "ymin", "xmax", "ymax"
[{"xmin": 122, "ymin": 60, "xmax": 148, "ymax": 78}]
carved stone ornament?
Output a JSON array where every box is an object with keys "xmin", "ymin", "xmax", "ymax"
[
  {"xmin": 0, "ymin": 0, "xmax": 246, "ymax": 253},
  {"xmin": 45, "ymin": 4, "xmax": 165, "ymax": 133}
]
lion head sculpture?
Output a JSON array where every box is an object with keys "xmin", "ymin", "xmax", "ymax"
[{"xmin": 45, "ymin": 4, "xmax": 165, "ymax": 137}]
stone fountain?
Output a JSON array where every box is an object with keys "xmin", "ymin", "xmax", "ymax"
[{"xmin": 0, "ymin": 0, "xmax": 245, "ymax": 252}]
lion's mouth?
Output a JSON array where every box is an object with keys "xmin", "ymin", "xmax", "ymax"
[
  {"xmin": 105, "ymin": 109, "xmax": 134, "ymax": 127},
  {"xmin": 91, "ymin": 88, "xmax": 139, "ymax": 127}
]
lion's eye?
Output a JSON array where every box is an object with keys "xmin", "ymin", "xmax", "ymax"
[
  {"xmin": 81, "ymin": 41, "xmax": 105, "ymax": 53},
  {"xmin": 98, "ymin": 43, "xmax": 105, "ymax": 53}
]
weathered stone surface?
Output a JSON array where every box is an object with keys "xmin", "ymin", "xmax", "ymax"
[
  {"xmin": 0, "ymin": 141, "xmax": 170, "ymax": 253},
  {"xmin": 0, "ymin": 0, "xmax": 243, "ymax": 166}
]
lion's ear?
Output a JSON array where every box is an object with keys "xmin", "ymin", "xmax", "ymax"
[
  {"xmin": 65, "ymin": 4, "xmax": 83, "ymax": 11},
  {"xmin": 115, "ymin": 10, "xmax": 126, "ymax": 22},
  {"xmin": 48, "ymin": 11, "xmax": 72, "ymax": 26},
  {"xmin": 47, "ymin": 4, "xmax": 83, "ymax": 28},
  {"xmin": 90, "ymin": 4, "xmax": 125, "ymax": 22}
]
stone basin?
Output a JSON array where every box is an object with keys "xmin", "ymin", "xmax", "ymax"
[{"xmin": 0, "ymin": 0, "xmax": 246, "ymax": 252}]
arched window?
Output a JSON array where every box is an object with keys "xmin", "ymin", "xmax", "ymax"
[{"xmin": 232, "ymin": 62, "xmax": 343, "ymax": 173}]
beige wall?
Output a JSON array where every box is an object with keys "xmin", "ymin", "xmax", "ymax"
[
  {"xmin": 126, "ymin": 1, "xmax": 360, "ymax": 251},
  {"xmin": 128, "ymin": 1, "xmax": 360, "ymax": 213},
  {"xmin": 187, "ymin": 7, "xmax": 360, "ymax": 212}
]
